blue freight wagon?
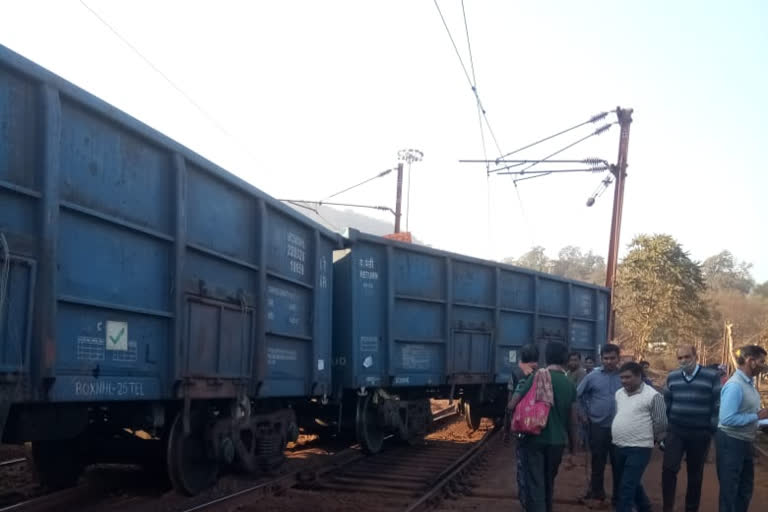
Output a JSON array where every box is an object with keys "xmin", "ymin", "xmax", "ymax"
[
  {"xmin": 0, "ymin": 44, "xmax": 339, "ymax": 494},
  {"xmin": 332, "ymin": 229, "xmax": 608, "ymax": 452}
]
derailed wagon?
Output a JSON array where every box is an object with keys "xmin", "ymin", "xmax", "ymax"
[
  {"xmin": 331, "ymin": 229, "xmax": 608, "ymax": 453},
  {"xmin": 0, "ymin": 44, "xmax": 339, "ymax": 495}
]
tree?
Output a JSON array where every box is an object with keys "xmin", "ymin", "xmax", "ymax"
[
  {"xmin": 701, "ymin": 250, "xmax": 754, "ymax": 294},
  {"xmin": 506, "ymin": 246, "xmax": 551, "ymax": 273},
  {"xmin": 754, "ymin": 281, "xmax": 768, "ymax": 299},
  {"xmin": 706, "ymin": 289, "xmax": 768, "ymax": 347},
  {"xmin": 503, "ymin": 245, "xmax": 606, "ymax": 285},
  {"xmin": 614, "ymin": 234, "xmax": 710, "ymax": 359},
  {"xmin": 551, "ymin": 245, "xmax": 606, "ymax": 285}
]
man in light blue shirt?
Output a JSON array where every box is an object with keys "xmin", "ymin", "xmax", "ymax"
[
  {"xmin": 577, "ymin": 344, "xmax": 622, "ymax": 505},
  {"xmin": 716, "ymin": 344, "xmax": 768, "ymax": 512}
]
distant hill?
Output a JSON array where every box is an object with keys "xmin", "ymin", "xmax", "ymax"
[{"xmin": 286, "ymin": 203, "xmax": 428, "ymax": 245}]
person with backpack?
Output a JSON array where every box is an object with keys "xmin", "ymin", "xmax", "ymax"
[
  {"xmin": 507, "ymin": 342, "xmax": 579, "ymax": 512},
  {"xmin": 504, "ymin": 344, "xmax": 539, "ymax": 511},
  {"xmin": 505, "ymin": 344, "xmax": 540, "ymax": 441}
]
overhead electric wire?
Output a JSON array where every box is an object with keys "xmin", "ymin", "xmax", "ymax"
[
  {"xmin": 280, "ymin": 199, "xmax": 395, "ymax": 215},
  {"xmin": 488, "ymin": 122, "xmax": 614, "ymax": 180},
  {"xmin": 79, "ymin": 0, "xmax": 259, "ymax": 165},
  {"xmin": 282, "ymin": 201, "xmax": 343, "ymax": 233},
  {"xmin": 321, "ymin": 168, "xmax": 394, "ymax": 202},
  {"xmin": 435, "ymin": 1, "xmax": 540, "ymax": 249},
  {"xmin": 433, "ymin": 0, "xmax": 474, "ymax": 99},
  {"xmin": 433, "ymin": 0, "xmax": 503, "ymax": 156},
  {"xmin": 495, "ymin": 111, "xmax": 611, "ymax": 162},
  {"xmin": 461, "ymin": 0, "xmax": 492, "ymax": 252},
  {"xmin": 461, "ymin": 0, "xmax": 478, "ymax": 89},
  {"xmin": 462, "ymin": 158, "xmax": 610, "ymax": 166},
  {"xmin": 497, "ymin": 166, "xmax": 610, "ymax": 176},
  {"xmin": 285, "ymin": 200, "xmax": 318, "ymax": 214}
]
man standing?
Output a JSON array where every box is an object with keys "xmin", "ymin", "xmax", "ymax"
[
  {"xmin": 566, "ymin": 352, "xmax": 588, "ymax": 450},
  {"xmin": 508, "ymin": 342, "xmax": 579, "ymax": 512},
  {"xmin": 566, "ymin": 352, "xmax": 587, "ymax": 387},
  {"xmin": 662, "ymin": 345, "xmax": 720, "ymax": 512},
  {"xmin": 716, "ymin": 344, "xmax": 768, "ymax": 512},
  {"xmin": 612, "ymin": 362, "xmax": 667, "ymax": 512},
  {"xmin": 584, "ymin": 356, "xmax": 596, "ymax": 374},
  {"xmin": 577, "ymin": 343, "xmax": 622, "ymax": 505}
]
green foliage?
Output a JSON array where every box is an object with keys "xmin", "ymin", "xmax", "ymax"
[
  {"xmin": 551, "ymin": 245, "xmax": 606, "ymax": 285},
  {"xmin": 505, "ymin": 245, "xmax": 605, "ymax": 285},
  {"xmin": 506, "ymin": 246, "xmax": 550, "ymax": 273},
  {"xmin": 701, "ymin": 250, "xmax": 754, "ymax": 294},
  {"xmin": 506, "ymin": 238, "xmax": 766, "ymax": 359},
  {"xmin": 614, "ymin": 234, "xmax": 709, "ymax": 358}
]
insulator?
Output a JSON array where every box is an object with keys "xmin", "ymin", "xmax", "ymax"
[
  {"xmin": 594, "ymin": 124, "xmax": 612, "ymax": 135},
  {"xmin": 589, "ymin": 111, "xmax": 609, "ymax": 123}
]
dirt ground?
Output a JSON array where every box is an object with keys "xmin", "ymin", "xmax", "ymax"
[
  {"xmin": 430, "ymin": 399, "xmax": 454, "ymax": 414},
  {"xmin": 433, "ymin": 438, "xmax": 768, "ymax": 512}
]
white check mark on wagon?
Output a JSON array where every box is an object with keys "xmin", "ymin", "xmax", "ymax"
[{"xmin": 109, "ymin": 327, "xmax": 125, "ymax": 346}]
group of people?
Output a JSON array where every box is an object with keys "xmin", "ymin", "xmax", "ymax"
[{"xmin": 505, "ymin": 341, "xmax": 768, "ymax": 512}]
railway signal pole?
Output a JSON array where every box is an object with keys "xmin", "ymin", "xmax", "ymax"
[{"xmin": 605, "ymin": 107, "xmax": 633, "ymax": 341}]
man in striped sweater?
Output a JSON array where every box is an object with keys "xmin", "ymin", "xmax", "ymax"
[{"xmin": 662, "ymin": 345, "xmax": 720, "ymax": 512}]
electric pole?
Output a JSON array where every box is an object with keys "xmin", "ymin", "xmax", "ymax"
[
  {"xmin": 605, "ymin": 107, "xmax": 633, "ymax": 341},
  {"xmin": 394, "ymin": 162, "xmax": 404, "ymax": 233}
]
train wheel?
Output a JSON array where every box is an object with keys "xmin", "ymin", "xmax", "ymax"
[
  {"xmin": 355, "ymin": 394, "xmax": 385, "ymax": 454},
  {"xmin": 31, "ymin": 440, "xmax": 83, "ymax": 489},
  {"xmin": 400, "ymin": 398, "xmax": 431, "ymax": 446},
  {"xmin": 462, "ymin": 400, "xmax": 482, "ymax": 431},
  {"xmin": 166, "ymin": 409, "xmax": 219, "ymax": 496}
]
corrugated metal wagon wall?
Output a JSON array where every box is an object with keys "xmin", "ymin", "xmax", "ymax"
[
  {"xmin": 334, "ymin": 229, "xmax": 609, "ymax": 391},
  {"xmin": 0, "ymin": 45, "xmax": 336, "ymax": 411}
]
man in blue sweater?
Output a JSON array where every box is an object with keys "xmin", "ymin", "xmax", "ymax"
[
  {"xmin": 717, "ymin": 344, "xmax": 768, "ymax": 512},
  {"xmin": 661, "ymin": 345, "xmax": 720, "ymax": 512},
  {"xmin": 577, "ymin": 343, "xmax": 622, "ymax": 505}
]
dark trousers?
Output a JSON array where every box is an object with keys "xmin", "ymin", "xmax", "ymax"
[
  {"xmin": 661, "ymin": 426, "xmax": 711, "ymax": 512},
  {"xmin": 521, "ymin": 439, "xmax": 564, "ymax": 512},
  {"xmin": 516, "ymin": 438, "xmax": 531, "ymax": 511},
  {"xmin": 716, "ymin": 430, "xmax": 754, "ymax": 512},
  {"xmin": 614, "ymin": 446, "xmax": 652, "ymax": 512},
  {"xmin": 588, "ymin": 423, "xmax": 619, "ymax": 501}
]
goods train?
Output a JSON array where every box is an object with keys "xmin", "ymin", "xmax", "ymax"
[{"xmin": 0, "ymin": 44, "xmax": 609, "ymax": 495}]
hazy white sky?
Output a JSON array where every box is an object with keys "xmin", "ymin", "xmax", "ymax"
[{"xmin": 2, "ymin": 1, "xmax": 766, "ymax": 281}]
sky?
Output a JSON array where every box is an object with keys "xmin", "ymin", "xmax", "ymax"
[{"xmin": 2, "ymin": 1, "xmax": 766, "ymax": 282}]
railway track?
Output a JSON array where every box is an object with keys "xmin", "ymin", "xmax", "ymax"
[
  {"xmin": 173, "ymin": 405, "xmax": 464, "ymax": 512},
  {"xmin": 0, "ymin": 405, "xmax": 470, "ymax": 512},
  {"xmin": 0, "ymin": 459, "xmax": 26, "ymax": 469},
  {"xmin": 174, "ymin": 407, "xmax": 494, "ymax": 512}
]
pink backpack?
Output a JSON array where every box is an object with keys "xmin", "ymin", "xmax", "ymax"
[{"xmin": 511, "ymin": 369, "xmax": 553, "ymax": 435}]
